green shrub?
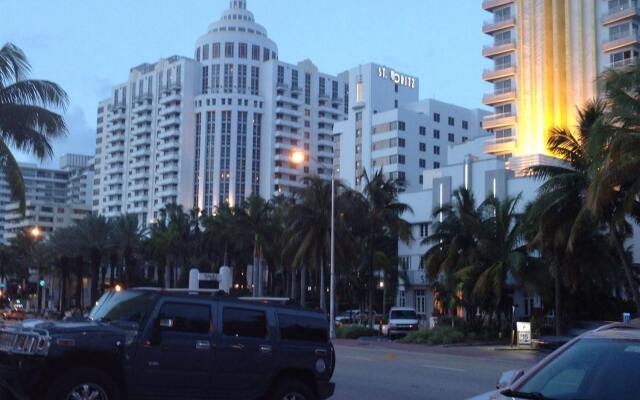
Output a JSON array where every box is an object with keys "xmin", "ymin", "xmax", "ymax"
[
  {"xmin": 401, "ymin": 326, "xmax": 468, "ymax": 345},
  {"xmin": 336, "ymin": 325, "xmax": 379, "ymax": 339}
]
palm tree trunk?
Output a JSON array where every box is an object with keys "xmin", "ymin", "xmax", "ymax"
[
  {"xmin": 611, "ymin": 228, "xmax": 640, "ymax": 313},
  {"xmin": 320, "ymin": 253, "xmax": 326, "ymax": 311},
  {"xmin": 368, "ymin": 249, "xmax": 375, "ymax": 329},
  {"xmin": 553, "ymin": 256, "xmax": 564, "ymax": 336},
  {"xmin": 291, "ymin": 268, "xmax": 297, "ymax": 301},
  {"xmin": 252, "ymin": 236, "xmax": 260, "ymax": 297},
  {"xmin": 300, "ymin": 265, "xmax": 307, "ymax": 307}
]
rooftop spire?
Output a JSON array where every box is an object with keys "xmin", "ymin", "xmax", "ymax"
[{"xmin": 229, "ymin": 0, "xmax": 246, "ymax": 10}]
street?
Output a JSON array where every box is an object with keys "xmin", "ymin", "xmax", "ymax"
[{"xmin": 332, "ymin": 340, "xmax": 543, "ymax": 400}]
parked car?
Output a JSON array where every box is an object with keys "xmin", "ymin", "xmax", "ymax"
[
  {"xmin": 381, "ymin": 307, "xmax": 419, "ymax": 337},
  {"xmin": 335, "ymin": 309, "xmax": 360, "ymax": 325},
  {"xmin": 469, "ymin": 321, "xmax": 640, "ymax": 400},
  {"xmin": 0, "ymin": 288, "xmax": 336, "ymax": 400}
]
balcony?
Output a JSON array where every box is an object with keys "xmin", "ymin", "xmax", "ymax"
[
  {"xmin": 159, "ymin": 104, "xmax": 182, "ymax": 116},
  {"xmin": 159, "ymin": 90, "xmax": 181, "ymax": 104},
  {"xmin": 482, "ymin": 0, "xmax": 514, "ymax": 11},
  {"xmin": 602, "ymin": 3, "xmax": 640, "ymax": 26},
  {"xmin": 130, "ymin": 158, "xmax": 151, "ymax": 169},
  {"xmin": 276, "ymin": 93, "xmax": 304, "ymax": 106},
  {"xmin": 602, "ymin": 32, "xmax": 640, "ymax": 52},
  {"xmin": 131, "ymin": 134, "xmax": 151, "ymax": 147},
  {"xmin": 482, "ymin": 65, "xmax": 516, "ymax": 81},
  {"xmin": 129, "ymin": 181, "xmax": 149, "ymax": 191},
  {"xmin": 483, "ymin": 89, "xmax": 517, "ymax": 105},
  {"xmin": 161, "ymin": 175, "xmax": 179, "ymax": 185},
  {"xmin": 483, "ymin": 16, "xmax": 516, "ymax": 34},
  {"xmin": 482, "ymin": 112, "xmax": 517, "ymax": 130},
  {"xmin": 483, "ymin": 136, "xmax": 517, "ymax": 155},
  {"xmin": 157, "ymin": 152, "xmax": 179, "ymax": 163},
  {"xmin": 132, "ymin": 113, "xmax": 153, "ymax": 125},
  {"xmin": 131, "ymin": 146, "xmax": 150, "ymax": 158},
  {"xmin": 158, "ymin": 129, "xmax": 180, "ymax": 141},
  {"xmin": 275, "ymin": 117, "xmax": 302, "ymax": 129},
  {"xmin": 158, "ymin": 116, "xmax": 181, "ymax": 128},
  {"xmin": 157, "ymin": 140, "xmax": 180, "ymax": 152},
  {"xmin": 608, "ymin": 57, "xmax": 639, "ymax": 70},
  {"xmin": 131, "ymin": 124, "xmax": 152, "ymax": 135},
  {"xmin": 482, "ymin": 40, "xmax": 517, "ymax": 57}
]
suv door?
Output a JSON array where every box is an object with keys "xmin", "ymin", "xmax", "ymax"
[
  {"xmin": 213, "ymin": 304, "xmax": 274, "ymax": 399},
  {"xmin": 134, "ymin": 300, "xmax": 215, "ymax": 399}
]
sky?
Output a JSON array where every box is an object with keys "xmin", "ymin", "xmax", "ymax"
[{"xmin": 1, "ymin": 0, "xmax": 490, "ymax": 166}]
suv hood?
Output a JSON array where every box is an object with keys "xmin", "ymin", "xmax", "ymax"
[
  {"xmin": 389, "ymin": 318, "xmax": 418, "ymax": 325},
  {"xmin": 17, "ymin": 319, "xmax": 135, "ymax": 335}
]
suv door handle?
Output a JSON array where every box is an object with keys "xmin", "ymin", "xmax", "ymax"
[
  {"xmin": 231, "ymin": 343, "xmax": 245, "ymax": 350},
  {"xmin": 196, "ymin": 340, "xmax": 211, "ymax": 350},
  {"xmin": 259, "ymin": 344, "xmax": 272, "ymax": 354}
]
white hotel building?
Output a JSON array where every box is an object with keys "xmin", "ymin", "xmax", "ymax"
[
  {"xmin": 94, "ymin": 0, "xmax": 346, "ymax": 221},
  {"xmin": 334, "ymin": 64, "xmax": 489, "ymax": 192}
]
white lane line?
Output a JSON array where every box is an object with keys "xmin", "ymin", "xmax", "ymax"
[
  {"xmin": 341, "ymin": 355, "xmax": 374, "ymax": 361},
  {"xmin": 422, "ymin": 364, "xmax": 467, "ymax": 372}
]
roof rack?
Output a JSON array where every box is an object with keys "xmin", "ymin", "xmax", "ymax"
[
  {"xmin": 238, "ymin": 297, "xmax": 296, "ymax": 305},
  {"xmin": 133, "ymin": 287, "xmax": 227, "ymax": 296}
]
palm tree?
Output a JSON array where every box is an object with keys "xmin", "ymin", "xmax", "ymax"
[
  {"xmin": 360, "ymin": 170, "xmax": 412, "ymax": 327},
  {"xmin": 0, "ymin": 43, "xmax": 69, "ymax": 212},
  {"xmin": 287, "ymin": 177, "xmax": 333, "ymax": 310},
  {"xmin": 525, "ymin": 100, "xmax": 626, "ymax": 333},
  {"xmin": 423, "ymin": 188, "xmax": 482, "ymax": 320},
  {"xmin": 239, "ymin": 195, "xmax": 272, "ymax": 297},
  {"xmin": 109, "ymin": 214, "xmax": 145, "ymax": 287},
  {"xmin": 76, "ymin": 214, "xmax": 110, "ymax": 305}
]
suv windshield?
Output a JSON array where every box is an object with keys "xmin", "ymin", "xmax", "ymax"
[
  {"xmin": 89, "ymin": 290, "xmax": 157, "ymax": 324},
  {"xmin": 515, "ymin": 338, "xmax": 640, "ymax": 400},
  {"xmin": 390, "ymin": 310, "xmax": 417, "ymax": 319}
]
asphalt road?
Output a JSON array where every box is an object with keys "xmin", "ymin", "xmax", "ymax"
[{"xmin": 332, "ymin": 340, "xmax": 543, "ymax": 400}]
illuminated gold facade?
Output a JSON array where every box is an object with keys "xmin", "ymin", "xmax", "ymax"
[{"xmin": 483, "ymin": 0, "xmax": 637, "ymax": 158}]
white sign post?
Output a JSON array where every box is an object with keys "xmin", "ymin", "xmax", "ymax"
[{"xmin": 517, "ymin": 322, "xmax": 532, "ymax": 347}]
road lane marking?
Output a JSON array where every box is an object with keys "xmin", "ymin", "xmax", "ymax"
[{"xmin": 422, "ymin": 364, "xmax": 467, "ymax": 372}]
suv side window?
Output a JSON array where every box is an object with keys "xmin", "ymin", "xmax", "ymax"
[
  {"xmin": 222, "ymin": 307, "xmax": 267, "ymax": 338},
  {"xmin": 158, "ymin": 302, "xmax": 211, "ymax": 334},
  {"xmin": 278, "ymin": 313, "xmax": 328, "ymax": 343}
]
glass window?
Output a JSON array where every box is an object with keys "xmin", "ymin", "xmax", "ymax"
[
  {"xmin": 225, "ymin": 42, "xmax": 234, "ymax": 58},
  {"xmin": 419, "ymin": 126, "xmax": 426, "ymax": 136},
  {"xmin": 448, "ymin": 117, "xmax": 455, "ymax": 126},
  {"xmin": 89, "ymin": 290, "xmax": 157, "ymax": 324},
  {"xmin": 212, "ymin": 43, "xmax": 221, "ymax": 58},
  {"xmin": 239, "ymin": 43, "xmax": 248, "ymax": 59},
  {"xmin": 223, "ymin": 307, "xmax": 267, "ymax": 338},
  {"xmin": 433, "ymin": 129, "xmax": 440, "ymax": 139},
  {"xmin": 252, "ymin": 45, "xmax": 260, "ymax": 61},
  {"xmin": 158, "ymin": 302, "xmax": 211, "ymax": 334},
  {"xmin": 433, "ymin": 113, "xmax": 440, "ymax": 122},
  {"xmin": 517, "ymin": 338, "xmax": 640, "ymax": 400},
  {"xmin": 278, "ymin": 314, "xmax": 328, "ymax": 343}
]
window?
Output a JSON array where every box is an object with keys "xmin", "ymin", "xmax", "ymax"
[
  {"xmin": 398, "ymin": 154, "xmax": 406, "ymax": 164},
  {"xmin": 433, "ymin": 161, "xmax": 441, "ymax": 169},
  {"xmin": 419, "ymin": 142, "xmax": 426, "ymax": 152},
  {"xmin": 251, "ymin": 66, "xmax": 260, "ymax": 95},
  {"xmin": 263, "ymin": 47, "xmax": 270, "ymax": 61},
  {"xmin": 213, "ymin": 43, "xmax": 221, "ymax": 58},
  {"xmin": 158, "ymin": 302, "xmax": 211, "ymax": 334},
  {"xmin": 448, "ymin": 133, "xmax": 455, "ymax": 142},
  {"xmin": 495, "ymin": 103, "xmax": 513, "ymax": 117},
  {"xmin": 225, "ymin": 42, "xmax": 234, "ymax": 58},
  {"xmin": 495, "ymin": 128, "xmax": 513, "ymax": 139},
  {"xmin": 495, "ymin": 54, "xmax": 512, "ymax": 70},
  {"xmin": 239, "ymin": 43, "xmax": 247, "ymax": 59},
  {"xmin": 399, "ymin": 256, "xmax": 410, "ymax": 270},
  {"xmin": 419, "ymin": 175, "xmax": 424, "ymax": 185},
  {"xmin": 419, "ymin": 126, "xmax": 426, "ymax": 136},
  {"xmin": 223, "ymin": 307, "xmax": 267, "ymax": 338},
  {"xmin": 434, "ymin": 146, "xmax": 440, "ymax": 155},
  {"xmin": 202, "ymin": 44, "xmax": 209, "ymax": 60},
  {"xmin": 252, "ymin": 45, "xmax": 260, "ymax": 61},
  {"xmin": 399, "ymin": 290, "xmax": 406, "ymax": 307},
  {"xmin": 419, "ymin": 159, "xmax": 426, "ymax": 168},
  {"xmin": 433, "ymin": 113, "xmax": 440, "ymax": 122},
  {"xmin": 394, "ymin": 99, "xmax": 398, "ymax": 108},
  {"xmin": 462, "ymin": 120, "xmax": 469, "ymax": 130},
  {"xmin": 398, "ymin": 121, "xmax": 406, "ymax": 131},
  {"xmin": 398, "ymin": 138, "xmax": 406, "ymax": 147},
  {"xmin": 448, "ymin": 117, "xmax": 455, "ymax": 126},
  {"xmin": 433, "ymin": 129, "xmax": 440, "ymax": 139},
  {"xmin": 278, "ymin": 314, "xmax": 328, "ymax": 343},
  {"xmin": 277, "ymin": 65, "xmax": 285, "ymax": 84},
  {"xmin": 419, "ymin": 223, "xmax": 428, "ymax": 238},
  {"xmin": 462, "ymin": 136, "xmax": 468, "ymax": 143},
  {"xmin": 355, "ymin": 112, "xmax": 362, "ymax": 122},
  {"xmin": 494, "ymin": 30, "xmax": 512, "ymax": 46},
  {"xmin": 415, "ymin": 290, "xmax": 426, "ymax": 314}
]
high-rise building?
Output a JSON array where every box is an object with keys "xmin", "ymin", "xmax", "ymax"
[
  {"xmin": 94, "ymin": 0, "xmax": 346, "ymax": 220},
  {"xmin": 334, "ymin": 63, "xmax": 489, "ymax": 192},
  {"xmin": 0, "ymin": 155, "xmax": 94, "ymax": 243},
  {"xmin": 482, "ymin": 0, "xmax": 634, "ymax": 162}
]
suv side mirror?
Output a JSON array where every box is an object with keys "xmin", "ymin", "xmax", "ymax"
[{"xmin": 496, "ymin": 369, "xmax": 524, "ymax": 390}]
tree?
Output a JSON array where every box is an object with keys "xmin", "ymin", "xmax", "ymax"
[
  {"xmin": 239, "ymin": 195, "xmax": 272, "ymax": 297},
  {"xmin": 76, "ymin": 214, "xmax": 110, "ymax": 305},
  {"xmin": 360, "ymin": 170, "xmax": 412, "ymax": 327},
  {"xmin": 525, "ymin": 100, "xmax": 628, "ymax": 333},
  {"xmin": 0, "ymin": 43, "xmax": 68, "ymax": 213},
  {"xmin": 109, "ymin": 214, "xmax": 145, "ymax": 287}
]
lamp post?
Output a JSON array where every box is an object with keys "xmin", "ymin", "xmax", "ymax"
[{"xmin": 291, "ymin": 149, "xmax": 337, "ymax": 339}]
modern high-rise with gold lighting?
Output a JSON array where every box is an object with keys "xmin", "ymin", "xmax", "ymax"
[{"xmin": 482, "ymin": 0, "xmax": 638, "ymax": 162}]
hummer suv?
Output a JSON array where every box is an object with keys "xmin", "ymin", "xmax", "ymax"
[{"xmin": 0, "ymin": 288, "xmax": 336, "ymax": 400}]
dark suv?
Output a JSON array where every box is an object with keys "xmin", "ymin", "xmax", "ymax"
[{"xmin": 0, "ymin": 288, "xmax": 336, "ymax": 400}]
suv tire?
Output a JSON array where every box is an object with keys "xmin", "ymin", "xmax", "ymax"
[
  {"xmin": 45, "ymin": 367, "xmax": 121, "ymax": 400},
  {"xmin": 270, "ymin": 378, "xmax": 318, "ymax": 400}
]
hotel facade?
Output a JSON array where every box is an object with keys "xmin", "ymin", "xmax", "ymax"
[{"xmin": 93, "ymin": 0, "xmax": 346, "ymax": 223}]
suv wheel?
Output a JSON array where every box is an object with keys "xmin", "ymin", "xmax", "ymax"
[
  {"xmin": 270, "ymin": 378, "xmax": 317, "ymax": 400},
  {"xmin": 45, "ymin": 368, "xmax": 120, "ymax": 400}
]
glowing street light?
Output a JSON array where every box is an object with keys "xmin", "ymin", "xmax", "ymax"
[
  {"xmin": 290, "ymin": 150, "xmax": 305, "ymax": 165},
  {"xmin": 30, "ymin": 226, "xmax": 42, "ymax": 239},
  {"xmin": 114, "ymin": 284, "xmax": 123, "ymax": 292}
]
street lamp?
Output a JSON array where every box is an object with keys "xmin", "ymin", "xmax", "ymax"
[
  {"xmin": 290, "ymin": 149, "xmax": 337, "ymax": 340},
  {"xmin": 30, "ymin": 226, "xmax": 42, "ymax": 239}
]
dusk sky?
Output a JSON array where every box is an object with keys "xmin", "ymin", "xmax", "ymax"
[{"xmin": 1, "ymin": 0, "xmax": 490, "ymax": 165}]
